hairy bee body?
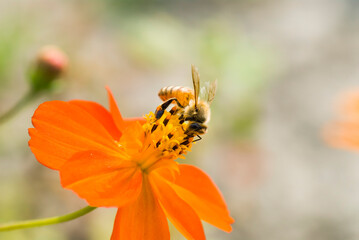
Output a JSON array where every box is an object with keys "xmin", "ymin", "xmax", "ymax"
[
  {"xmin": 154, "ymin": 65, "xmax": 217, "ymax": 151},
  {"xmin": 158, "ymin": 86, "xmax": 195, "ymax": 107}
]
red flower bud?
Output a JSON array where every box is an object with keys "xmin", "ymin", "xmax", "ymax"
[{"xmin": 29, "ymin": 45, "xmax": 68, "ymax": 92}]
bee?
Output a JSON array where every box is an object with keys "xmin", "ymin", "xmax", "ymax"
[{"xmin": 154, "ymin": 65, "xmax": 217, "ymax": 142}]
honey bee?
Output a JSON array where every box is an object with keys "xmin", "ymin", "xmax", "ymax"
[{"xmin": 154, "ymin": 65, "xmax": 217, "ymax": 142}]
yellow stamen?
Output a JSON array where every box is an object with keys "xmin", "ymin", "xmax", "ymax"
[
  {"xmin": 143, "ymin": 111, "xmax": 193, "ymax": 157},
  {"xmin": 126, "ymin": 111, "xmax": 193, "ymax": 173}
]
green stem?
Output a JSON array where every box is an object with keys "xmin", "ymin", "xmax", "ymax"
[
  {"xmin": 0, "ymin": 206, "xmax": 97, "ymax": 231},
  {"xmin": 0, "ymin": 90, "xmax": 38, "ymax": 124}
]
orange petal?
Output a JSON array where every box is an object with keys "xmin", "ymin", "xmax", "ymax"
[
  {"xmin": 325, "ymin": 89, "xmax": 359, "ymax": 152},
  {"xmin": 106, "ymin": 86, "xmax": 125, "ymax": 131},
  {"xmin": 325, "ymin": 121, "xmax": 359, "ymax": 151},
  {"xmin": 70, "ymin": 100, "xmax": 122, "ymax": 140},
  {"xmin": 172, "ymin": 164, "xmax": 234, "ymax": 232},
  {"xmin": 150, "ymin": 172, "xmax": 205, "ymax": 240},
  {"xmin": 60, "ymin": 150, "xmax": 142, "ymax": 207},
  {"xmin": 118, "ymin": 121, "xmax": 145, "ymax": 155},
  {"xmin": 111, "ymin": 177, "xmax": 169, "ymax": 240},
  {"xmin": 337, "ymin": 89, "xmax": 359, "ymax": 117},
  {"xmin": 124, "ymin": 117, "xmax": 146, "ymax": 127},
  {"xmin": 147, "ymin": 159, "xmax": 179, "ymax": 182},
  {"xmin": 29, "ymin": 101, "xmax": 120, "ymax": 170}
]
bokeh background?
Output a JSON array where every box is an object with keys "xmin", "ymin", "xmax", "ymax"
[{"xmin": 1, "ymin": 0, "xmax": 359, "ymax": 239}]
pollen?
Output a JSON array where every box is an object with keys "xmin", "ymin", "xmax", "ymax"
[{"xmin": 143, "ymin": 111, "xmax": 194, "ymax": 159}]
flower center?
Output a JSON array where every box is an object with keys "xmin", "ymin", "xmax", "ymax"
[
  {"xmin": 144, "ymin": 111, "xmax": 194, "ymax": 156},
  {"xmin": 133, "ymin": 111, "xmax": 194, "ymax": 172}
]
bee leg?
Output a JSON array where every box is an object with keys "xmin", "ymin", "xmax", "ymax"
[
  {"xmin": 152, "ymin": 103, "xmax": 180, "ymax": 133},
  {"xmin": 152, "ymin": 100, "xmax": 181, "ymax": 133},
  {"xmin": 163, "ymin": 106, "xmax": 178, "ymax": 126},
  {"xmin": 155, "ymin": 98, "xmax": 183, "ymax": 119},
  {"xmin": 193, "ymin": 135, "xmax": 202, "ymax": 142},
  {"xmin": 180, "ymin": 135, "xmax": 195, "ymax": 146},
  {"xmin": 169, "ymin": 105, "xmax": 178, "ymax": 115},
  {"xmin": 178, "ymin": 114, "xmax": 185, "ymax": 124}
]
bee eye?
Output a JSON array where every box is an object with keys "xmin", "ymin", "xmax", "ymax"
[{"xmin": 189, "ymin": 123, "xmax": 202, "ymax": 131}]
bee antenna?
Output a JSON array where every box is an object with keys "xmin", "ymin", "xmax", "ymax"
[{"xmin": 191, "ymin": 64, "xmax": 200, "ymax": 108}]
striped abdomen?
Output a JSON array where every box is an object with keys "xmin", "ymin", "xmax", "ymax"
[{"xmin": 158, "ymin": 86, "xmax": 195, "ymax": 107}]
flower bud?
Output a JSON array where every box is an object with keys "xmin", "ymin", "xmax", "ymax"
[{"xmin": 29, "ymin": 45, "xmax": 68, "ymax": 92}]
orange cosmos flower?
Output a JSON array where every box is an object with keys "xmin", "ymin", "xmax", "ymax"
[
  {"xmin": 325, "ymin": 90, "xmax": 359, "ymax": 152},
  {"xmin": 28, "ymin": 87, "xmax": 234, "ymax": 239}
]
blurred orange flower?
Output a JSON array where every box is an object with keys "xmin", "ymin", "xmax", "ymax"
[
  {"xmin": 28, "ymin": 87, "xmax": 234, "ymax": 239},
  {"xmin": 325, "ymin": 90, "xmax": 359, "ymax": 151}
]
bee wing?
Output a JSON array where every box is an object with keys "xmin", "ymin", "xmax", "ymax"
[
  {"xmin": 207, "ymin": 79, "xmax": 217, "ymax": 104},
  {"xmin": 191, "ymin": 64, "xmax": 200, "ymax": 107}
]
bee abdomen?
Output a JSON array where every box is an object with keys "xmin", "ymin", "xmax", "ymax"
[{"xmin": 158, "ymin": 86, "xmax": 194, "ymax": 107}]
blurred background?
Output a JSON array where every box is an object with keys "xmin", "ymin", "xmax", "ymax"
[{"xmin": 1, "ymin": 0, "xmax": 359, "ymax": 239}]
